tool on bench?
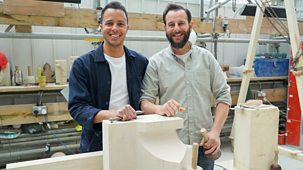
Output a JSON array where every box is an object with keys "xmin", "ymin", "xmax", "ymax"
[
  {"xmin": 270, "ymin": 149, "xmax": 282, "ymax": 170},
  {"xmin": 200, "ymin": 128, "xmax": 222, "ymax": 160},
  {"xmin": 110, "ymin": 110, "xmax": 144, "ymax": 123}
]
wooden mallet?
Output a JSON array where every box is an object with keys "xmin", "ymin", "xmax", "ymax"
[
  {"xmin": 192, "ymin": 143, "xmax": 199, "ymax": 169},
  {"xmin": 200, "ymin": 128, "xmax": 222, "ymax": 160},
  {"xmin": 270, "ymin": 149, "xmax": 282, "ymax": 170}
]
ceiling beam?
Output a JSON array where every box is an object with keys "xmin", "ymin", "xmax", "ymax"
[{"xmin": 1, "ymin": 3, "xmax": 303, "ymax": 35}]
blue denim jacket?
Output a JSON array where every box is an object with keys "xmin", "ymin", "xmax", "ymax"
[{"xmin": 68, "ymin": 43, "xmax": 148, "ymax": 152}]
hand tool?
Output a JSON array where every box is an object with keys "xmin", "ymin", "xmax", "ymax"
[
  {"xmin": 191, "ymin": 143, "xmax": 199, "ymax": 169},
  {"xmin": 200, "ymin": 128, "xmax": 222, "ymax": 160},
  {"xmin": 110, "ymin": 110, "xmax": 144, "ymax": 123},
  {"xmin": 270, "ymin": 149, "xmax": 282, "ymax": 170}
]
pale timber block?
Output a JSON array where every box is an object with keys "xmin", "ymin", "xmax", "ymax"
[
  {"xmin": 7, "ymin": 151, "xmax": 103, "ymax": 170},
  {"xmin": 15, "ymin": 25, "xmax": 32, "ymax": 33},
  {"xmin": 233, "ymin": 105, "xmax": 279, "ymax": 170},
  {"xmin": 103, "ymin": 114, "xmax": 193, "ymax": 170},
  {"xmin": 55, "ymin": 60, "xmax": 67, "ymax": 85},
  {"xmin": 68, "ymin": 56, "xmax": 79, "ymax": 71},
  {"xmin": 3, "ymin": 0, "xmax": 64, "ymax": 17},
  {"xmin": 0, "ymin": 62, "xmax": 11, "ymax": 86}
]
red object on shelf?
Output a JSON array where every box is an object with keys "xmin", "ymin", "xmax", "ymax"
[
  {"xmin": 0, "ymin": 51, "xmax": 8, "ymax": 70},
  {"xmin": 286, "ymin": 57, "xmax": 302, "ymax": 146}
]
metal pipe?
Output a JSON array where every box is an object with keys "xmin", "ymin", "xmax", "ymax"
[
  {"xmin": 205, "ymin": 0, "xmax": 214, "ymax": 21},
  {"xmin": 19, "ymin": 128, "xmax": 78, "ymax": 138},
  {"xmin": 0, "ymin": 131, "xmax": 80, "ymax": 144},
  {"xmin": 198, "ymin": 38, "xmax": 288, "ymax": 44},
  {"xmin": 0, "ymin": 144, "xmax": 79, "ymax": 161},
  {"xmin": 205, "ymin": 0, "xmax": 232, "ymax": 14},
  {"xmin": 200, "ymin": 0, "xmax": 204, "ymax": 21},
  {"xmin": 0, "ymin": 32, "xmax": 289, "ymax": 44},
  {"xmin": 1, "ymin": 136, "xmax": 80, "ymax": 148},
  {"xmin": 213, "ymin": 0, "xmax": 219, "ymax": 59}
]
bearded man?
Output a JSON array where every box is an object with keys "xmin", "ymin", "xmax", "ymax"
[{"xmin": 140, "ymin": 3, "xmax": 231, "ymax": 170}]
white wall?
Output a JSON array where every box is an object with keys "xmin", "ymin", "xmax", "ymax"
[{"xmin": 0, "ymin": 0, "xmax": 291, "ymax": 77}]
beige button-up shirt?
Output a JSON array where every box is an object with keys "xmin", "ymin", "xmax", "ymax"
[{"xmin": 141, "ymin": 45, "xmax": 231, "ymax": 144}]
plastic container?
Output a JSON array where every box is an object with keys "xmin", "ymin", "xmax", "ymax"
[{"xmin": 254, "ymin": 58, "xmax": 289, "ymax": 77}]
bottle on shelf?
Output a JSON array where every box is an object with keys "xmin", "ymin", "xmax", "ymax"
[{"xmin": 14, "ymin": 65, "xmax": 23, "ymax": 86}]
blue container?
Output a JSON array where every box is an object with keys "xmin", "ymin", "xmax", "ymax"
[{"xmin": 254, "ymin": 58, "xmax": 289, "ymax": 77}]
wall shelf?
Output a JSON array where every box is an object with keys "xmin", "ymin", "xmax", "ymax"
[{"xmin": 0, "ymin": 83, "xmax": 67, "ymax": 93}]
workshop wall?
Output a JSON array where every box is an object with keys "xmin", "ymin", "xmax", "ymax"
[{"xmin": 0, "ymin": 0, "xmax": 290, "ymax": 77}]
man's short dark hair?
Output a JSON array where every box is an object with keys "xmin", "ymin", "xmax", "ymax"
[
  {"xmin": 162, "ymin": 3, "xmax": 192, "ymax": 25},
  {"xmin": 99, "ymin": 1, "xmax": 128, "ymax": 24}
]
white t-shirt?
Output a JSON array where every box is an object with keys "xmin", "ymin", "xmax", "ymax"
[
  {"xmin": 175, "ymin": 49, "xmax": 192, "ymax": 62},
  {"xmin": 104, "ymin": 53, "xmax": 129, "ymax": 110}
]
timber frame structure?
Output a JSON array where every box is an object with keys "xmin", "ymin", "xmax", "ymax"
[{"xmin": 1, "ymin": 2, "xmax": 303, "ymax": 35}]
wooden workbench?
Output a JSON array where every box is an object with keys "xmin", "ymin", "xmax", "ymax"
[{"xmin": 0, "ymin": 83, "xmax": 67, "ymax": 93}]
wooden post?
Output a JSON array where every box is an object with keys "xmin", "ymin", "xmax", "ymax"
[{"xmin": 230, "ymin": 0, "xmax": 266, "ymax": 142}]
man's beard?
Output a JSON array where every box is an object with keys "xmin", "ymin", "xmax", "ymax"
[{"xmin": 166, "ymin": 29, "xmax": 190, "ymax": 49}]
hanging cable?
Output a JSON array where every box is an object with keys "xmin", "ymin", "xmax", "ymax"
[
  {"xmin": 253, "ymin": 0, "xmax": 290, "ymax": 44},
  {"xmin": 43, "ymin": 115, "xmax": 76, "ymax": 155},
  {"xmin": 255, "ymin": 0, "xmax": 289, "ymax": 38},
  {"xmin": 261, "ymin": 0, "xmax": 290, "ymax": 37}
]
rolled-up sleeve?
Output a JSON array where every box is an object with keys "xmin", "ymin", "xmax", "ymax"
[
  {"xmin": 140, "ymin": 59, "xmax": 159, "ymax": 103},
  {"xmin": 209, "ymin": 52, "xmax": 232, "ymax": 106}
]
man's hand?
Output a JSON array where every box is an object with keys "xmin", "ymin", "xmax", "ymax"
[
  {"xmin": 155, "ymin": 99, "xmax": 185, "ymax": 116},
  {"xmin": 116, "ymin": 105, "xmax": 137, "ymax": 121},
  {"xmin": 200, "ymin": 131, "xmax": 221, "ymax": 155}
]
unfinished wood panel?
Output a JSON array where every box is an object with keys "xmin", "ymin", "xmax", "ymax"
[
  {"xmin": 15, "ymin": 25, "xmax": 32, "ymax": 33},
  {"xmin": 7, "ymin": 151, "xmax": 103, "ymax": 170},
  {"xmin": 128, "ymin": 13, "xmax": 163, "ymax": 31},
  {"xmin": 3, "ymin": 0, "xmax": 64, "ymax": 17},
  {"xmin": 0, "ymin": 4, "xmax": 98, "ymax": 28},
  {"xmin": 0, "ymin": 102, "xmax": 72, "ymax": 126},
  {"xmin": 260, "ymin": 88, "xmax": 287, "ymax": 102},
  {"xmin": 215, "ymin": 17, "xmax": 292, "ymax": 35},
  {"xmin": 128, "ymin": 13, "xmax": 212, "ymax": 33}
]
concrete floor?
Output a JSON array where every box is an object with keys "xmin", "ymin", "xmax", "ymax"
[{"xmin": 214, "ymin": 143, "xmax": 303, "ymax": 170}]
